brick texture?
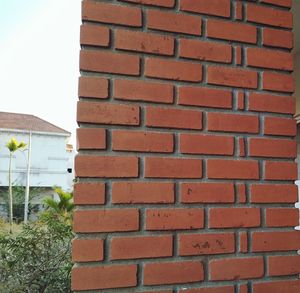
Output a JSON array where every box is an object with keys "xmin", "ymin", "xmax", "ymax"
[{"xmin": 74, "ymin": 0, "xmax": 298, "ymax": 292}]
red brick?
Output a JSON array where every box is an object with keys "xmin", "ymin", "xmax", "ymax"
[
  {"xmin": 146, "ymin": 107, "xmax": 202, "ymax": 130},
  {"xmin": 247, "ymin": 3, "xmax": 292, "ymax": 28},
  {"xmin": 235, "ymin": 1, "xmax": 243, "ymax": 20},
  {"xmin": 237, "ymin": 183, "xmax": 246, "ymax": 203},
  {"xmin": 261, "ymin": 0, "xmax": 292, "ymax": 7},
  {"xmin": 72, "ymin": 264, "xmax": 137, "ymax": 291},
  {"xmin": 180, "ymin": 133, "xmax": 234, "ymax": 155},
  {"xmin": 181, "ymin": 182, "xmax": 234, "ymax": 203},
  {"xmin": 115, "ymin": 29, "xmax": 174, "ymax": 55},
  {"xmin": 145, "ymin": 157, "xmax": 202, "ymax": 179},
  {"xmin": 266, "ymin": 208, "xmax": 299, "ymax": 227},
  {"xmin": 180, "ymin": 0, "xmax": 231, "ymax": 17},
  {"xmin": 112, "ymin": 182, "xmax": 175, "ymax": 204},
  {"xmin": 77, "ymin": 101, "xmax": 139, "ymax": 126},
  {"xmin": 78, "ymin": 76, "xmax": 109, "ymax": 99},
  {"xmin": 72, "ymin": 239, "xmax": 104, "ymax": 262},
  {"xmin": 235, "ymin": 46, "xmax": 242, "ymax": 65},
  {"xmin": 110, "ymin": 235, "xmax": 173, "ymax": 260},
  {"xmin": 247, "ymin": 48, "xmax": 293, "ymax": 71},
  {"xmin": 264, "ymin": 161, "xmax": 297, "ymax": 181},
  {"xmin": 207, "ymin": 66, "xmax": 257, "ymax": 89},
  {"xmin": 146, "ymin": 208, "xmax": 204, "ymax": 230},
  {"xmin": 252, "ymin": 231, "xmax": 300, "ymax": 252},
  {"xmin": 209, "ymin": 257, "xmax": 264, "ymax": 281},
  {"xmin": 209, "ymin": 208, "xmax": 261, "ymax": 228},
  {"xmin": 263, "ymin": 71, "xmax": 295, "ymax": 93},
  {"xmin": 250, "ymin": 184, "xmax": 298, "ymax": 203},
  {"xmin": 248, "ymin": 92, "xmax": 295, "ymax": 114},
  {"xmin": 114, "ymin": 79, "xmax": 173, "ymax": 104},
  {"xmin": 74, "ymin": 182, "xmax": 105, "ymax": 205},
  {"xmin": 80, "ymin": 24, "xmax": 109, "ymax": 47},
  {"xmin": 264, "ymin": 117, "xmax": 296, "ymax": 136},
  {"xmin": 239, "ymin": 232, "xmax": 248, "ymax": 253},
  {"xmin": 237, "ymin": 91, "xmax": 245, "ymax": 110},
  {"xmin": 75, "ymin": 155, "xmax": 138, "ymax": 178},
  {"xmin": 80, "ymin": 50, "xmax": 140, "ymax": 76},
  {"xmin": 268, "ymin": 255, "xmax": 300, "ymax": 276},
  {"xmin": 263, "ymin": 28, "xmax": 293, "ymax": 49},
  {"xmin": 112, "ymin": 130, "xmax": 173, "ymax": 153},
  {"xmin": 207, "ymin": 159, "xmax": 259, "ymax": 180},
  {"xmin": 73, "ymin": 209, "xmax": 139, "ymax": 233},
  {"xmin": 207, "ymin": 19, "xmax": 257, "ymax": 44},
  {"xmin": 179, "ymin": 233, "xmax": 235, "ymax": 256},
  {"xmin": 253, "ymin": 280, "xmax": 300, "ymax": 293},
  {"xmin": 249, "ymin": 138, "xmax": 296, "ymax": 158},
  {"xmin": 82, "ymin": 1, "xmax": 141, "ymax": 27},
  {"xmin": 147, "ymin": 9, "xmax": 202, "ymax": 35},
  {"xmin": 120, "ymin": 0, "xmax": 175, "ymax": 7},
  {"xmin": 145, "ymin": 57, "xmax": 202, "ymax": 82},
  {"xmin": 143, "ymin": 261, "xmax": 204, "ymax": 285},
  {"xmin": 76, "ymin": 128, "xmax": 106, "ymax": 150},
  {"xmin": 179, "ymin": 287, "xmax": 235, "ymax": 293},
  {"xmin": 179, "ymin": 38, "xmax": 232, "ymax": 63},
  {"xmin": 239, "ymin": 138, "xmax": 246, "ymax": 157},
  {"xmin": 207, "ymin": 112, "xmax": 259, "ymax": 133},
  {"xmin": 178, "ymin": 86, "xmax": 232, "ymax": 109}
]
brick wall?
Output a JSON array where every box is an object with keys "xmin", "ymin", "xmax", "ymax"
[{"xmin": 72, "ymin": 0, "xmax": 300, "ymax": 292}]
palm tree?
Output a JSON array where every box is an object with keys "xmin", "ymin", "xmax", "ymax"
[
  {"xmin": 43, "ymin": 187, "xmax": 74, "ymax": 224},
  {"xmin": 6, "ymin": 138, "xmax": 26, "ymax": 233}
]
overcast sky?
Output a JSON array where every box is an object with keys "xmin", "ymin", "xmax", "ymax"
[{"xmin": 0, "ymin": 0, "xmax": 81, "ymax": 145}]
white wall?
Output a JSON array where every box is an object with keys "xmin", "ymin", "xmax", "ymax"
[{"xmin": 0, "ymin": 130, "xmax": 74, "ymax": 191}]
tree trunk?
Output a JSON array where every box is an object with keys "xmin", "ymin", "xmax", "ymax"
[{"xmin": 8, "ymin": 152, "xmax": 13, "ymax": 234}]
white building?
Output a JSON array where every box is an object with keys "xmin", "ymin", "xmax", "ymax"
[{"xmin": 0, "ymin": 112, "xmax": 74, "ymax": 192}]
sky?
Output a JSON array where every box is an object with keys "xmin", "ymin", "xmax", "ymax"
[{"xmin": 0, "ymin": 0, "xmax": 81, "ymax": 145}]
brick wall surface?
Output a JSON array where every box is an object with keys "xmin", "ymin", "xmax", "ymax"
[{"xmin": 72, "ymin": 0, "xmax": 300, "ymax": 292}]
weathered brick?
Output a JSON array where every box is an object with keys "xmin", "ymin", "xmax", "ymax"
[
  {"xmin": 146, "ymin": 107, "xmax": 202, "ymax": 130},
  {"xmin": 207, "ymin": 159, "xmax": 259, "ymax": 180},
  {"xmin": 115, "ymin": 29, "xmax": 174, "ymax": 55},
  {"xmin": 178, "ymin": 86, "xmax": 232, "ymax": 109},
  {"xmin": 112, "ymin": 182, "xmax": 174, "ymax": 204},
  {"xmin": 207, "ymin": 112, "xmax": 259, "ymax": 133},
  {"xmin": 264, "ymin": 117, "xmax": 297, "ymax": 136},
  {"xmin": 207, "ymin": 19, "xmax": 257, "ymax": 44},
  {"xmin": 80, "ymin": 24, "xmax": 110, "ymax": 47},
  {"xmin": 262, "ymin": 71, "xmax": 295, "ymax": 93},
  {"xmin": 82, "ymin": 0, "xmax": 142, "ymax": 27},
  {"xmin": 253, "ymin": 280, "xmax": 300, "ymax": 293},
  {"xmin": 143, "ymin": 261, "xmax": 204, "ymax": 285},
  {"xmin": 179, "ymin": 233, "xmax": 235, "ymax": 256},
  {"xmin": 181, "ymin": 182, "xmax": 234, "ymax": 203},
  {"xmin": 268, "ymin": 255, "xmax": 300, "ymax": 276},
  {"xmin": 145, "ymin": 57, "xmax": 202, "ymax": 82},
  {"xmin": 74, "ymin": 182, "xmax": 105, "ymax": 205},
  {"xmin": 77, "ymin": 101, "xmax": 139, "ymax": 126},
  {"xmin": 180, "ymin": 0, "xmax": 231, "ymax": 17},
  {"xmin": 147, "ymin": 9, "xmax": 202, "ymax": 35},
  {"xmin": 76, "ymin": 128, "xmax": 106, "ymax": 150},
  {"xmin": 208, "ymin": 66, "xmax": 258, "ymax": 89},
  {"xmin": 248, "ymin": 138, "xmax": 296, "ymax": 158},
  {"xmin": 209, "ymin": 208, "xmax": 261, "ymax": 228},
  {"xmin": 73, "ymin": 209, "xmax": 139, "ymax": 233},
  {"xmin": 263, "ymin": 28, "xmax": 293, "ymax": 49},
  {"xmin": 247, "ymin": 3, "xmax": 292, "ymax": 28},
  {"xmin": 264, "ymin": 161, "xmax": 297, "ymax": 181},
  {"xmin": 180, "ymin": 133, "xmax": 234, "ymax": 155},
  {"xmin": 110, "ymin": 235, "xmax": 173, "ymax": 259},
  {"xmin": 145, "ymin": 157, "xmax": 202, "ymax": 178},
  {"xmin": 75, "ymin": 155, "xmax": 139, "ymax": 178},
  {"xmin": 179, "ymin": 38, "xmax": 232, "ymax": 63},
  {"xmin": 78, "ymin": 76, "xmax": 109, "ymax": 99},
  {"xmin": 72, "ymin": 264, "xmax": 137, "ymax": 291},
  {"xmin": 114, "ymin": 79, "xmax": 174, "ymax": 104},
  {"xmin": 120, "ymin": 0, "xmax": 175, "ymax": 7},
  {"xmin": 72, "ymin": 239, "xmax": 104, "ymax": 262},
  {"xmin": 209, "ymin": 257, "xmax": 264, "ymax": 281},
  {"xmin": 146, "ymin": 208, "xmax": 204, "ymax": 230},
  {"xmin": 265, "ymin": 208, "xmax": 299, "ymax": 227},
  {"xmin": 112, "ymin": 130, "xmax": 174, "ymax": 153},
  {"xmin": 80, "ymin": 50, "xmax": 140, "ymax": 75},
  {"xmin": 252, "ymin": 231, "xmax": 300, "ymax": 252}
]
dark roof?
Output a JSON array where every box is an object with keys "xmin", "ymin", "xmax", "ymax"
[{"xmin": 0, "ymin": 112, "xmax": 70, "ymax": 135}]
